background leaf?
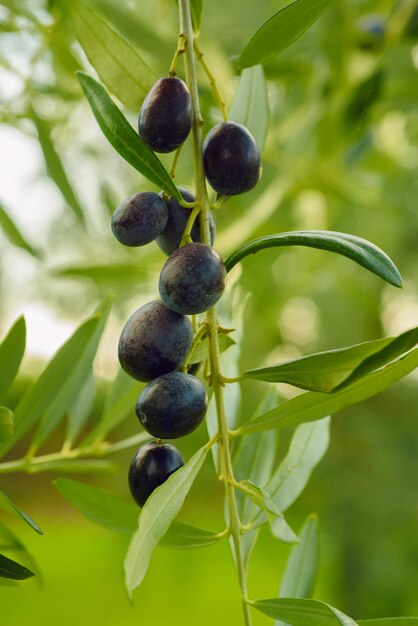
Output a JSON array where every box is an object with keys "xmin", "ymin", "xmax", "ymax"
[
  {"xmin": 160, "ymin": 521, "xmax": 224, "ymax": 550},
  {"xmin": 0, "ymin": 408, "xmax": 14, "ymax": 441},
  {"xmin": 238, "ymin": 350, "xmax": 418, "ymax": 435},
  {"xmin": 190, "ymin": 0, "xmax": 203, "ymax": 31},
  {"xmin": 31, "ymin": 106, "xmax": 85, "ymax": 222},
  {"xmin": 77, "ymin": 72, "xmax": 181, "ymax": 199},
  {"xmin": 0, "ymin": 204, "xmax": 40, "ymax": 258},
  {"xmin": 229, "ymin": 65, "xmax": 269, "ymax": 151},
  {"xmin": 0, "ymin": 553, "xmax": 35, "ymax": 580},
  {"xmin": 189, "ymin": 333, "xmax": 235, "ymax": 365},
  {"xmin": 243, "ymin": 327, "xmax": 418, "ymax": 393},
  {"xmin": 357, "ymin": 621, "xmax": 418, "ymax": 625},
  {"xmin": 0, "ymin": 489, "xmax": 43, "ymax": 534},
  {"xmin": 69, "ymin": 0, "xmax": 156, "ymax": 111},
  {"xmin": 253, "ymin": 597, "xmax": 358, "ymax": 625},
  {"xmin": 225, "ymin": 231, "xmax": 402, "ymax": 288},
  {"xmin": 124, "ymin": 446, "xmax": 207, "ymax": 595},
  {"xmin": 239, "ymin": 0, "xmax": 334, "ymax": 68},
  {"xmin": 0, "ymin": 316, "xmax": 26, "ymax": 400}
]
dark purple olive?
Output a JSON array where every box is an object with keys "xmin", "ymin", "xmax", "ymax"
[
  {"xmin": 111, "ymin": 192, "xmax": 168, "ymax": 246},
  {"xmin": 138, "ymin": 77, "xmax": 193, "ymax": 153},
  {"xmin": 128, "ymin": 442, "xmax": 184, "ymax": 507},
  {"xmin": 203, "ymin": 121, "xmax": 261, "ymax": 195}
]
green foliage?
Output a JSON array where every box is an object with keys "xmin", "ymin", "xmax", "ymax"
[
  {"xmin": 0, "ymin": 204, "xmax": 40, "ymax": 258},
  {"xmin": 0, "ymin": 554, "xmax": 35, "ymax": 581},
  {"xmin": 0, "ymin": 317, "xmax": 26, "ymax": 400},
  {"xmin": 0, "ymin": 408, "xmax": 14, "ymax": 442},
  {"xmin": 0, "ymin": 490, "xmax": 42, "ymax": 535},
  {"xmin": 253, "ymin": 597, "xmax": 357, "ymax": 625},
  {"xmin": 229, "ymin": 65, "xmax": 270, "ymax": 150}
]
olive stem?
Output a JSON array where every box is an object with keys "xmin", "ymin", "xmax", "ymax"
[
  {"xmin": 169, "ymin": 145, "xmax": 183, "ymax": 178},
  {"xmin": 180, "ymin": 203, "xmax": 201, "ymax": 246},
  {"xmin": 193, "ymin": 40, "xmax": 228, "ymax": 122},
  {"xmin": 168, "ymin": 33, "xmax": 187, "ymax": 76},
  {"xmin": 178, "ymin": 2, "xmax": 252, "ymax": 625},
  {"xmin": 182, "ymin": 322, "xmax": 208, "ymax": 370}
]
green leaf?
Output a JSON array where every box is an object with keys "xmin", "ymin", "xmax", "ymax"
[
  {"xmin": 54, "ymin": 478, "xmax": 138, "ymax": 535},
  {"xmin": 124, "ymin": 446, "xmax": 207, "ymax": 595},
  {"xmin": 239, "ymin": 0, "xmax": 334, "ymax": 69},
  {"xmin": 0, "ymin": 522, "xmax": 41, "ymax": 585},
  {"xmin": 0, "ymin": 204, "xmax": 40, "ymax": 258},
  {"xmin": 277, "ymin": 515, "xmax": 319, "ymax": 626},
  {"xmin": 0, "ymin": 307, "xmax": 108, "ymax": 459},
  {"xmin": 253, "ymin": 598, "xmax": 358, "ymax": 625},
  {"xmin": 67, "ymin": 373, "xmax": 95, "ymax": 444},
  {"xmin": 0, "ymin": 490, "xmax": 43, "ymax": 535},
  {"xmin": 190, "ymin": 0, "xmax": 203, "ymax": 31},
  {"xmin": 69, "ymin": 0, "xmax": 156, "ymax": 111},
  {"xmin": 0, "ymin": 316, "xmax": 26, "ymax": 400},
  {"xmin": 189, "ymin": 333, "xmax": 236, "ymax": 365},
  {"xmin": 0, "ymin": 553, "xmax": 35, "ymax": 580},
  {"xmin": 225, "ymin": 231, "xmax": 402, "ymax": 288},
  {"xmin": 229, "ymin": 65, "xmax": 269, "ymax": 151},
  {"xmin": 161, "ymin": 521, "xmax": 224, "ymax": 550},
  {"xmin": 238, "ymin": 350, "xmax": 418, "ymax": 436},
  {"xmin": 77, "ymin": 72, "xmax": 180, "ymax": 199},
  {"xmin": 54, "ymin": 262, "xmax": 148, "ymax": 285},
  {"xmin": 31, "ymin": 106, "xmax": 85, "ymax": 222},
  {"xmin": 0, "ymin": 408, "xmax": 14, "ymax": 441},
  {"xmin": 357, "ymin": 617, "xmax": 418, "ymax": 626},
  {"xmin": 243, "ymin": 327, "xmax": 418, "ymax": 393}
]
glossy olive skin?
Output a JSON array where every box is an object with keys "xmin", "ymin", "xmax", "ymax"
[
  {"xmin": 138, "ymin": 77, "xmax": 193, "ymax": 153},
  {"xmin": 203, "ymin": 122, "xmax": 261, "ymax": 195},
  {"xmin": 136, "ymin": 372, "xmax": 208, "ymax": 439},
  {"xmin": 128, "ymin": 442, "xmax": 184, "ymax": 507},
  {"xmin": 111, "ymin": 192, "xmax": 168, "ymax": 246},
  {"xmin": 159, "ymin": 243, "xmax": 227, "ymax": 315},
  {"xmin": 156, "ymin": 188, "xmax": 216, "ymax": 256},
  {"xmin": 118, "ymin": 300, "xmax": 194, "ymax": 382}
]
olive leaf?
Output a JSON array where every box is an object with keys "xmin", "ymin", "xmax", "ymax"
[
  {"xmin": 0, "ymin": 554, "xmax": 35, "ymax": 581},
  {"xmin": 77, "ymin": 72, "xmax": 181, "ymax": 200},
  {"xmin": 253, "ymin": 597, "xmax": 358, "ymax": 625},
  {"xmin": 242, "ymin": 326, "xmax": 418, "ymax": 393},
  {"xmin": 69, "ymin": 0, "xmax": 156, "ymax": 111},
  {"xmin": 0, "ymin": 408, "xmax": 14, "ymax": 442},
  {"xmin": 239, "ymin": 0, "xmax": 335, "ymax": 68},
  {"xmin": 0, "ymin": 489, "xmax": 43, "ymax": 535},
  {"xmin": 229, "ymin": 65, "xmax": 269, "ymax": 151},
  {"xmin": 124, "ymin": 445, "xmax": 207, "ymax": 595},
  {"xmin": 357, "ymin": 620, "xmax": 418, "ymax": 625},
  {"xmin": 0, "ymin": 316, "xmax": 26, "ymax": 400},
  {"xmin": 189, "ymin": 333, "xmax": 235, "ymax": 364},
  {"xmin": 0, "ymin": 203, "xmax": 40, "ymax": 258},
  {"xmin": 237, "ymin": 349, "xmax": 418, "ymax": 436},
  {"xmin": 225, "ymin": 231, "xmax": 402, "ymax": 288},
  {"xmin": 190, "ymin": 0, "xmax": 203, "ymax": 31}
]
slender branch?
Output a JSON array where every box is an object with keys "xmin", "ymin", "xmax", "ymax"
[
  {"xmin": 178, "ymin": 3, "xmax": 252, "ymax": 625},
  {"xmin": 194, "ymin": 40, "xmax": 228, "ymax": 121}
]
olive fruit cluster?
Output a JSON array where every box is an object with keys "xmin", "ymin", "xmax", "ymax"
[{"xmin": 111, "ymin": 72, "xmax": 261, "ymax": 507}]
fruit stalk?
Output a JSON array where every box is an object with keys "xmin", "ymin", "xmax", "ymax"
[{"xmin": 177, "ymin": 2, "xmax": 253, "ymax": 625}]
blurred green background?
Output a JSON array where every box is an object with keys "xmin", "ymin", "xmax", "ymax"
[{"xmin": 0, "ymin": 0, "xmax": 417, "ymax": 624}]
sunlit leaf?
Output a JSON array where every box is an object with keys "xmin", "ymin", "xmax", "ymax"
[
  {"xmin": 69, "ymin": 0, "xmax": 156, "ymax": 111},
  {"xmin": 31, "ymin": 106, "xmax": 85, "ymax": 222},
  {"xmin": 238, "ymin": 350, "xmax": 418, "ymax": 436},
  {"xmin": 0, "ymin": 316, "xmax": 26, "ymax": 400},
  {"xmin": 0, "ymin": 490, "xmax": 43, "ymax": 535},
  {"xmin": 239, "ymin": 0, "xmax": 334, "ymax": 68},
  {"xmin": 225, "ymin": 231, "xmax": 402, "ymax": 288},
  {"xmin": 253, "ymin": 597, "xmax": 358, "ymax": 625},
  {"xmin": 229, "ymin": 65, "xmax": 269, "ymax": 151},
  {"xmin": 0, "ymin": 204, "xmax": 40, "ymax": 258},
  {"xmin": 124, "ymin": 446, "xmax": 207, "ymax": 595},
  {"xmin": 243, "ymin": 327, "xmax": 418, "ymax": 393},
  {"xmin": 77, "ymin": 72, "xmax": 181, "ymax": 199},
  {"xmin": 0, "ymin": 553, "xmax": 35, "ymax": 580},
  {"xmin": 0, "ymin": 408, "xmax": 14, "ymax": 441},
  {"xmin": 161, "ymin": 521, "xmax": 224, "ymax": 550}
]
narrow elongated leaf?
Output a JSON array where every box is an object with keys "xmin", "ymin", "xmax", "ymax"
[
  {"xmin": 254, "ymin": 598, "xmax": 358, "ymax": 625},
  {"xmin": 54, "ymin": 478, "xmax": 138, "ymax": 534},
  {"xmin": 225, "ymin": 231, "xmax": 402, "ymax": 288},
  {"xmin": 238, "ymin": 350, "xmax": 418, "ymax": 436},
  {"xmin": 77, "ymin": 72, "xmax": 180, "ymax": 199},
  {"xmin": 67, "ymin": 373, "xmax": 95, "ymax": 444},
  {"xmin": 0, "ymin": 309, "xmax": 107, "ymax": 459},
  {"xmin": 124, "ymin": 446, "xmax": 207, "ymax": 595},
  {"xmin": 0, "ymin": 316, "xmax": 26, "ymax": 400},
  {"xmin": 31, "ymin": 107, "xmax": 85, "ymax": 222},
  {"xmin": 277, "ymin": 515, "xmax": 319, "ymax": 625},
  {"xmin": 0, "ymin": 490, "xmax": 43, "ymax": 535},
  {"xmin": 161, "ymin": 521, "xmax": 224, "ymax": 549},
  {"xmin": 266, "ymin": 419, "xmax": 330, "ymax": 514},
  {"xmin": 0, "ymin": 554, "xmax": 35, "ymax": 580},
  {"xmin": 229, "ymin": 65, "xmax": 269, "ymax": 151},
  {"xmin": 0, "ymin": 408, "xmax": 14, "ymax": 441},
  {"xmin": 70, "ymin": 0, "xmax": 156, "ymax": 111},
  {"xmin": 0, "ymin": 522, "xmax": 41, "ymax": 585},
  {"xmin": 243, "ymin": 327, "xmax": 418, "ymax": 393},
  {"xmin": 357, "ymin": 617, "xmax": 418, "ymax": 626},
  {"xmin": 239, "ymin": 0, "xmax": 334, "ymax": 68},
  {"xmin": 0, "ymin": 204, "xmax": 40, "ymax": 258},
  {"xmin": 190, "ymin": 0, "xmax": 203, "ymax": 31},
  {"xmin": 189, "ymin": 334, "xmax": 235, "ymax": 365}
]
